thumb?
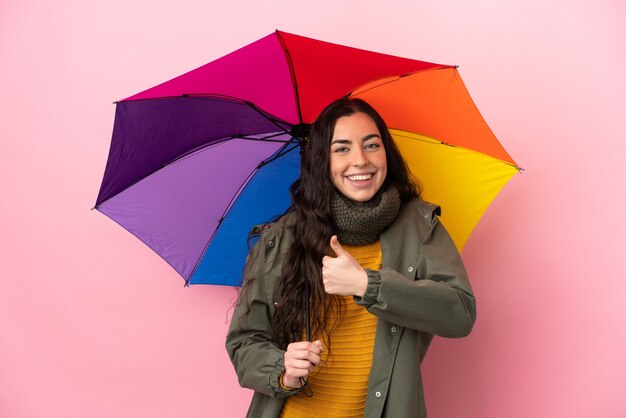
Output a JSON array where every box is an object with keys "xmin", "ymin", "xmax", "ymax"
[{"xmin": 330, "ymin": 235, "xmax": 348, "ymax": 257}]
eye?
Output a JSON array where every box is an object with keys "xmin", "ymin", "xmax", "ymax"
[
  {"xmin": 364, "ymin": 142, "xmax": 380, "ymax": 150},
  {"xmin": 333, "ymin": 146, "xmax": 349, "ymax": 153}
]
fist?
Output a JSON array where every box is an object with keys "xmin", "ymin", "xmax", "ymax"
[
  {"xmin": 321, "ymin": 235, "xmax": 367, "ymax": 297},
  {"xmin": 282, "ymin": 340, "xmax": 324, "ymax": 388}
]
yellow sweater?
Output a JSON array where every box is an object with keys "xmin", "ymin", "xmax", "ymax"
[{"xmin": 280, "ymin": 241, "xmax": 382, "ymax": 418}]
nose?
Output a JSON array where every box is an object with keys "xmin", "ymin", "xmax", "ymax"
[{"xmin": 351, "ymin": 147, "xmax": 367, "ymax": 167}]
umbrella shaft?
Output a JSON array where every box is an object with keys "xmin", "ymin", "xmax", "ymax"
[{"xmin": 305, "ymin": 279, "xmax": 310, "ymax": 341}]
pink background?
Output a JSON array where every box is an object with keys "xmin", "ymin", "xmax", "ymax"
[{"xmin": 2, "ymin": 1, "xmax": 625, "ymax": 417}]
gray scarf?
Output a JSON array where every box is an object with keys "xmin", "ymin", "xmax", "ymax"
[{"xmin": 331, "ymin": 186, "xmax": 401, "ymax": 245}]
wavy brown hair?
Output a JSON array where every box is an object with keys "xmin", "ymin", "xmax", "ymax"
[{"xmin": 267, "ymin": 97, "xmax": 422, "ymax": 349}]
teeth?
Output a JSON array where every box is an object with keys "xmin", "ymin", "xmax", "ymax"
[{"xmin": 348, "ymin": 174, "xmax": 373, "ymax": 181}]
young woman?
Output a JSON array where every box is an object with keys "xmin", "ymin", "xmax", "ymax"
[{"xmin": 226, "ymin": 98, "xmax": 476, "ymax": 418}]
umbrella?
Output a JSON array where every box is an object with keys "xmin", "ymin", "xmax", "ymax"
[{"xmin": 95, "ymin": 30, "xmax": 520, "ymax": 287}]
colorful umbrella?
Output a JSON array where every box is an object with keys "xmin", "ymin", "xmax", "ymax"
[{"xmin": 95, "ymin": 30, "xmax": 520, "ymax": 286}]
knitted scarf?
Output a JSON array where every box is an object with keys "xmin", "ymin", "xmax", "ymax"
[{"xmin": 331, "ymin": 186, "xmax": 401, "ymax": 245}]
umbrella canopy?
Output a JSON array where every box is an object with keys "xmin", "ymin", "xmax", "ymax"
[{"xmin": 95, "ymin": 30, "xmax": 520, "ymax": 286}]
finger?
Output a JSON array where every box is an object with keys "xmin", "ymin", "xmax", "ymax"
[
  {"xmin": 286, "ymin": 343, "xmax": 323, "ymax": 357},
  {"xmin": 283, "ymin": 365, "xmax": 312, "ymax": 381},
  {"xmin": 285, "ymin": 358, "xmax": 316, "ymax": 370},
  {"xmin": 322, "ymin": 277, "xmax": 332, "ymax": 293},
  {"xmin": 308, "ymin": 352, "xmax": 322, "ymax": 366},
  {"xmin": 330, "ymin": 235, "xmax": 348, "ymax": 257},
  {"xmin": 304, "ymin": 342, "xmax": 323, "ymax": 356},
  {"xmin": 288, "ymin": 341, "xmax": 318, "ymax": 351},
  {"xmin": 288, "ymin": 353, "xmax": 321, "ymax": 369},
  {"xmin": 284, "ymin": 367, "xmax": 311, "ymax": 379},
  {"xmin": 285, "ymin": 348, "xmax": 315, "ymax": 361},
  {"xmin": 322, "ymin": 265, "xmax": 330, "ymax": 280}
]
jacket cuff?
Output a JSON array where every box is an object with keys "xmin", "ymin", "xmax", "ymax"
[
  {"xmin": 270, "ymin": 354, "xmax": 300, "ymax": 396},
  {"xmin": 354, "ymin": 269, "xmax": 382, "ymax": 308}
]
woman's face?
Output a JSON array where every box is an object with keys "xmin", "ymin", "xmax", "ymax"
[{"xmin": 329, "ymin": 112, "xmax": 388, "ymax": 202}]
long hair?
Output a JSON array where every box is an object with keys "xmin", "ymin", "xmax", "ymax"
[{"xmin": 268, "ymin": 97, "xmax": 422, "ymax": 349}]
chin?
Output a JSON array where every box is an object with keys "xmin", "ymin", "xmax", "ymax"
[{"xmin": 342, "ymin": 188, "xmax": 380, "ymax": 203}]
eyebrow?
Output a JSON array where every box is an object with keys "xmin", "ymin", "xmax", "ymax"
[{"xmin": 331, "ymin": 133, "xmax": 381, "ymax": 145}]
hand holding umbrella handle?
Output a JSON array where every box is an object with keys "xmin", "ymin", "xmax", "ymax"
[{"xmin": 282, "ymin": 340, "xmax": 324, "ymax": 389}]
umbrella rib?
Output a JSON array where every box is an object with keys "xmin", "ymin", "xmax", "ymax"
[
  {"xmin": 391, "ymin": 131, "xmax": 523, "ymax": 171},
  {"xmin": 217, "ymin": 143, "xmax": 298, "ymax": 226},
  {"xmin": 128, "ymin": 93, "xmax": 294, "ymax": 134},
  {"xmin": 166, "ymin": 136, "xmax": 236, "ymax": 165},
  {"xmin": 242, "ymin": 100, "xmax": 311, "ymax": 150},
  {"xmin": 217, "ymin": 142, "xmax": 299, "ymax": 219},
  {"xmin": 349, "ymin": 66, "xmax": 453, "ymax": 97},
  {"xmin": 95, "ymin": 138, "xmax": 236, "ymax": 208},
  {"xmin": 186, "ymin": 141, "xmax": 299, "ymax": 285},
  {"xmin": 121, "ymin": 91, "xmax": 298, "ymax": 145},
  {"xmin": 242, "ymin": 100, "xmax": 298, "ymax": 138},
  {"xmin": 95, "ymin": 133, "xmax": 294, "ymax": 210},
  {"xmin": 258, "ymin": 142, "xmax": 300, "ymax": 167},
  {"xmin": 276, "ymin": 30, "xmax": 304, "ymax": 124},
  {"xmin": 166, "ymin": 132, "xmax": 294, "ymax": 166},
  {"xmin": 349, "ymin": 75, "xmax": 402, "ymax": 96},
  {"xmin": 117, "ymin": 92, "xmax": 262, "ymax": 104},
  {"xmin": 236, "ymin": 134, "xmax": 293, "ymax": 143},
  {"xmin": 184, "ymin": 94, "xmax": 294, "ymax": 132},
  {"xmin": 186, "ymin": 162, "xmax": 261, "ymax": 286}
]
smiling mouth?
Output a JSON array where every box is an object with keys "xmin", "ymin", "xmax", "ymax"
[{"xmin": 347, "ymin": 173, "xmax": 373, "ymax": 181}]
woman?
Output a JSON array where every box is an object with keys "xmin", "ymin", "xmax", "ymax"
[{"xmin": 226, "ymin": 98, "xmax": 476, "ymax": 418}]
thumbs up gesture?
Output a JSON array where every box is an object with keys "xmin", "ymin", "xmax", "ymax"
[{"xmin": 322, "ymin": 235, "xmax": 368, "ymax": 297}]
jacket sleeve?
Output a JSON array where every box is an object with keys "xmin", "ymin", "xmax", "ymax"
[
  {"xmin": 355, "ymin": 215, "xmax": 476, "ymax": 338},
  {"xmin": 225, "ymin": 236, "xmax": 298, "ymax": 398}
]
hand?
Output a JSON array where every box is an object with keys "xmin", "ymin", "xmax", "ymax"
[
  {"xmin": 282, "ymin": 340, "xmax": 324, "ymax": 388},
  {"xmin": 322, "ymin": 235, "xmax": 368, "ymax": 297}
]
